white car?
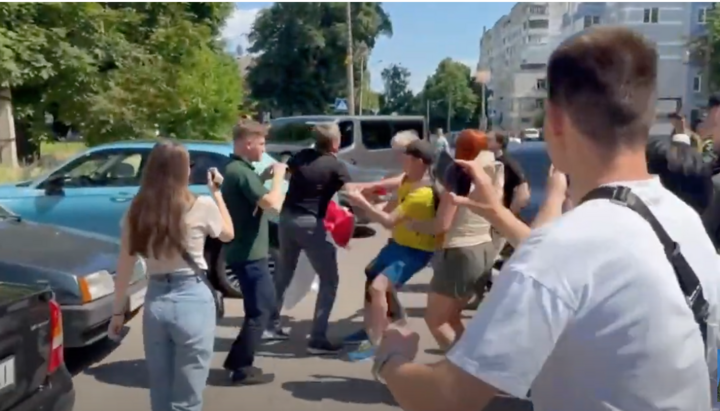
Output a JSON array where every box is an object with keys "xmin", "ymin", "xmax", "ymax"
[{"xmin": 522, "ymin": 128, "xmax": 541, "ymax": 140}]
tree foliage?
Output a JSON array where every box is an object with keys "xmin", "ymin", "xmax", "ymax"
[
  {"xmin": 379, "ymin": 63, "xmax": 415, "ymax": 114},
  {"xmin": 246, "ymin": 2, "xmax": 392, "ymax": 115},
  {"xmin": 689, "ymin": 6, "xmax": 720, "ymax": 92},
  {"xmin": 0, "ymin": 2, "xmax": 241, "ymax": 147},
  {"xmin": 423, "ymin": 58, "xmax": 478, "ymax": 130}
]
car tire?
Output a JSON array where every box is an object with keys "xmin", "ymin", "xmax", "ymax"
[{"xmin": 211, "ymin": 246, "xmax": 279, "ymax": 299}]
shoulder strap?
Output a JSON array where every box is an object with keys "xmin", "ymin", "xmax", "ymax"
[{"xmin": 580, "ymin": 186, "xmax": 710, "ymax": 346}]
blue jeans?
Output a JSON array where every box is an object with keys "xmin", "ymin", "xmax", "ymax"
[
  {"xmin": 223, "ymin": 258, "xmax": 276, "ymax": 370},
  {"xmin": 272, "ymin": 213, "xmax": 339, "ymax": 342},
  {"xmin": 143, "ymin": 273, "xmax": 215, "ymax": 411}
]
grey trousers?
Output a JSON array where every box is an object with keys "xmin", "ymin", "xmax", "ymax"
[{"xmin": 270, "ymin": 212, "xmax": 339, "ymax": 342}]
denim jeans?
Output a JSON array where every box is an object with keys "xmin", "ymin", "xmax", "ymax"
[
  {"xmin": 143, "ymin": 273, "xmax": 215, "ymax": 411},
  {"xmin": 223, "ymin": 258, "xmax": 276, "ymax": 371},
  {"xmin": 271, "ymin": 212, "xmax": 339, "ymax": 342}
]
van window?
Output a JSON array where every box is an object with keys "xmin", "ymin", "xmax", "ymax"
[
  {"xmin": 268, "ymin": 117, "xmax": 353, "ymax": 149},
  {"xmin": 361, "ymin": 120, "xmax": 393, "ymax": 150},
  {"xmin": 360, "ymin": 119, "xmax": 424, "ymax": 150}
]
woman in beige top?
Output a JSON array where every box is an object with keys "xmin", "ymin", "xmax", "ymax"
[
  {"xmin": 108, "ymin": 140, "xmax": 233, "ymax": 411},
  {"xmin": 408, "ymin": 129, "xmax": 503, "ymax": 351}
]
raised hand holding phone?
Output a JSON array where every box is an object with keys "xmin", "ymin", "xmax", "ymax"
[{"xmin": 207, "ymin": 167, "xmax": 223, "ymax": 192}]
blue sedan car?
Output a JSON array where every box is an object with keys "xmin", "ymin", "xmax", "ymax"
[{"xmin": 0, "ymin": 140, "xmax": 285, "ymax": 298}]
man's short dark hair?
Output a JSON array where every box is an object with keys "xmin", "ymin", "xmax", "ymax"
[
  {"xmin": 232, "ymin": 119, "xmax": 266, "ymax": 141},
  {"xmin": 313, "ymin": 122, "xmax": 341, "ymax": 153},
  {"xmin": 647, "ymin": 137, "xmax": 713, "ymax": 213},
  {"xmin": 547, "ymin": 26, "xmax": 658, "ymax": 150},
  {"xmin": 405, "ymin": 139, "xmax": 435, "ymax": 165},
  {"xmin": 493, "ymin": 131, "xmax": 509, "ymax": 150}
]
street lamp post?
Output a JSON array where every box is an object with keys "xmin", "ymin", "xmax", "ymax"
[
  {"xmin": 345, "ymin": 2, "xmax": 355, "ymax": 115},
  {"xmin": 475, "ymin": 69, "xmax": 492, "ymax": 131}
]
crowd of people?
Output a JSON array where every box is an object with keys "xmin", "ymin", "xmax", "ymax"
[{"xmin": 104, "ymin": 25, "xmax": 720, "ymax": 411}]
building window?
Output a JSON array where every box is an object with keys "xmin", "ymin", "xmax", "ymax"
[
  {"xmin": 528, "ymin": 19, "xmax": 549, "ymax": 29},
  {"xmin": 529, "ymin": 5, "xmax": 547, "ymax": 15},
  {"xmin": 698, "ymin": 7, "xmax": 708, "ymax": 24},
  {"xmin": 643, "ymin": 7, "xmax": 659, "ymax": 23},
  {"xmin": 536, "ymin": 79, "xmax": 547, "ymax": 90},
  {"xmin": 583, "ymin": 15, "xmax": 601, "ymax": 28},
  {"xmin": 693, "ymin": 75, "xmax": 702, "ymax": 92},
  {"xmin": 536, "ymin": 99, "xmax": 544, "ymax": 109}
]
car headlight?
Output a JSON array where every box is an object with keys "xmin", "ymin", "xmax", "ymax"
[{"xmin": 77, "ymin": 271, "xmax": 115, "ymax": 303}]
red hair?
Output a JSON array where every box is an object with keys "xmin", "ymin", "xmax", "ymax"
[{"xmin": 454, "ymin": 129, "xmax": 488, "ymax": 161}]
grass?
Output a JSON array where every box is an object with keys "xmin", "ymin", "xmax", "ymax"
[{"xmin": 0, "ymin": 141, "xmax": 86, "ymax": 183}]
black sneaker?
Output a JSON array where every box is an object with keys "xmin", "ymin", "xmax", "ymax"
[
  {"xmin": 307, "ymin": 339, "xmax": 343, "ymax": 355},
  {"xmin": 229, "ymin": 366, "xmax": 275, "ymax": 385}
]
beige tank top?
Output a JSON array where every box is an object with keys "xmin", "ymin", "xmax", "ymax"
[{"xmin": 443, "ymin": 151, "xmax": 504, "ymax": 249}]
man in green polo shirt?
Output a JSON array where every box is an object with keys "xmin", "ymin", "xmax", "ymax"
[{"xmin": 221, "ymin": 119, "xmax": 286, "ymax": 385}]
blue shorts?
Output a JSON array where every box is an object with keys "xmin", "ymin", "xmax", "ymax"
[{"xmin": 364, "ymin": 240, "xmax": 434, "ymax": 287}]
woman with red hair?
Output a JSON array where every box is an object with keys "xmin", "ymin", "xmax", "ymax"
[{"xmin": 407, "ymin": 129, "xmax": 503, "ymax": 351}]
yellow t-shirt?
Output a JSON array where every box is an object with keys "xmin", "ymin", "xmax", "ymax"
[{"xmin": 392, "ymin": 181, "xmax": 436, "ymax": 252}]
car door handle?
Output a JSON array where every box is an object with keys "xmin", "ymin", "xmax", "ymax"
[{"xmin": 110, "ymin": 197, "xmax": 132, "ymax": 203}]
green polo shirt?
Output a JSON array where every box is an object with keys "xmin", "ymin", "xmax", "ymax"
[{"xmin": 222, "ymin": 155, "xmax": 269, "ymax": 264}]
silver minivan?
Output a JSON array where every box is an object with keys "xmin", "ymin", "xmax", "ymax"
[{"xmin": 267, "ymin": 115, "xmax": 426, "ymax": 170}]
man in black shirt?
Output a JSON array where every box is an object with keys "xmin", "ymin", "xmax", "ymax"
[
  {"xmin": 269, "ymin": 122, "xmax": 352, "ymax": 355},
  {"xmin": 699, "ymin": 93, "xmax": 720, "ymax": 249},
  {"xmin": 488, "ymin": 131, "xmax": 530, "ymax": 214}
]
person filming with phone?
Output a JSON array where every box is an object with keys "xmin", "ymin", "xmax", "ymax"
[
  {"xmin": 371, "ymin": 27, "xmax": 720, "ymax": 411},
  {"xmin": 109, "ymin": 139, "xmax": 234, "ymax": 411}
]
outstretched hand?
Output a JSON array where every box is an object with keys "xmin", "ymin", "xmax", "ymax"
[{"xmin": 453, "ymin": 159, "xmax": 502, "ymax": 211}]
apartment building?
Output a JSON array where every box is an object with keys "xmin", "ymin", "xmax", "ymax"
[
  {"xmin": 478, "ymin": 2, "xmax": 565, "ymax": 130},
  {"xmin": 479, "ymin": 2, "xmax": 713, "ymax": 131}
]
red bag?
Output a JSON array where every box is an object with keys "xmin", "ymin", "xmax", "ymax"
[{"xmin": 323, "ymin": 200, "xmax": 355, "ymax": 248}]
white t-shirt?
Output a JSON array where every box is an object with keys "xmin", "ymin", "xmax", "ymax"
[{"xmin": 447, "ymin": 178, "xmax": 720, "ymax": 411}]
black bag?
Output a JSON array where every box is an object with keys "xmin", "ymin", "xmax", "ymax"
[
  {"xmin": 180, "ymin": 249, "xmax": 226, "ymax": 320},
  {"xmin": 580, "ymin": 185, "xmax": 709, "ymax": 348}
]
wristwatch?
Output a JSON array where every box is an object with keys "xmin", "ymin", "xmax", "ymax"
[{"xmin": 372, "ymin": 351, "xmax": 406, "ymax": 384}]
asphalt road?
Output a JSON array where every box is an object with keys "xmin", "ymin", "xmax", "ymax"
[{"xmin": 65, "ymin": 225, "xmax": 531, "ymax": 411}]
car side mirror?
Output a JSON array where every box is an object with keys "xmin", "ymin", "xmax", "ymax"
[{"xmin": 44, "ymin": 174, "xmax": 65, "ymax": 196}]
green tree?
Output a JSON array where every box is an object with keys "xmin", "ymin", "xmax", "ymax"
[
  {"xmin": 688, "ymin": 6, "xmax": 720, "ymax": 93},
  {"xmin": 379, "ymin": 63, "xmax": 415, "ymax": 114},
  {"xmin": 0, "ymin": 2, "xmax": 240, "ymax": 150},
  {"xmin": 246, "ymin": 2, "xmax": 392, "ymax": 115},
  {"xmin": 423, "ymin": 58, "xmax": 478, "ymax": 131}
]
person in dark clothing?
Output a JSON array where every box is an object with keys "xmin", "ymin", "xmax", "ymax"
[
  {"xmin": 269, "ymin": 122, "xmax": 353, "ymax": 355},
  {"xmin": 646, "ymin": 136, "xmax": 713, "ymax": 215},
  {"xmin": 488, "ymin": 131, "xmax": 530, "ymax": 214},
  {"xmin": 698, "ymin": 93, "xmax": 720, "ymax": 249}
]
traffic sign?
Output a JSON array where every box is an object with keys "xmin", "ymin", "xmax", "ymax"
[{"xmin": 334, "ymin": 98, "xmax": 348, "ymax": 112}]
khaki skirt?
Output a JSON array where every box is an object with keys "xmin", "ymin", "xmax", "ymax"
[{"xmin": 430, "ymin": 242, "xmax": 497, "ymax": 299}]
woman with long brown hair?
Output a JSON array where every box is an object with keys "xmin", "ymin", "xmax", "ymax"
[{"xmin": 108, "ymin": 140, "xmax": 234, "ymax": 411}]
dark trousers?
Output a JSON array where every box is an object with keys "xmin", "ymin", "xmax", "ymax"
[
  {"xmin": 223, "ymin": 258, "xmax": 276, "ymax": 371},
  {"xmin": 271, "ymin": 213, "xmax": 339, "ymax": 342}
]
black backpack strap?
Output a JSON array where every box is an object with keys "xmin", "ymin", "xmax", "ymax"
[{"xmin": 581, "ymin": 186, "xmax": 710, "ymax": 346}]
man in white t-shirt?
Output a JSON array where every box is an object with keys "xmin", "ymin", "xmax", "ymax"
[{"xmin": 370, "ymin": 26, "xmax": 720, "ymax": 411}]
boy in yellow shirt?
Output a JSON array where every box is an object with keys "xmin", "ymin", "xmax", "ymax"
[{"xmin": 344, "ymin": 139, "xmax": 437, "ymax": 361}]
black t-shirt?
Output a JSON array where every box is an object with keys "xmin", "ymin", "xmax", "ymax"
[
  {"xmin": 497, "ymin": 153, "xmax": 527, "ymax": 208},
  {"xmin": 283, "ymin": 149, "xmax": 351, "ymax": 218}
]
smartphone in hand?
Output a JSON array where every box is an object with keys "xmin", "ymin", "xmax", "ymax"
[{"xmin": 208, "ymin": 167, "xmax": 223, "ymax": 187}]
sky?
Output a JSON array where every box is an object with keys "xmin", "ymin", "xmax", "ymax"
[{"xmin": 223, "ymin": 2, "xmax": 514, "ymax": 93}]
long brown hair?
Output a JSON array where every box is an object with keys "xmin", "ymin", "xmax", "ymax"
[{"xmin": 127, "ymin": 139, "xmax": 195, "ymax": 258}]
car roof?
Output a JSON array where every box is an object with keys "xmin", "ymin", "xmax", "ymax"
[
  {"xmin": 90, "ymin": 139, "xmax": 232, "ymax": 155},
  {"xmin": 271, "ymin": 115, "xmax": 424, "ymax": 124}
]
